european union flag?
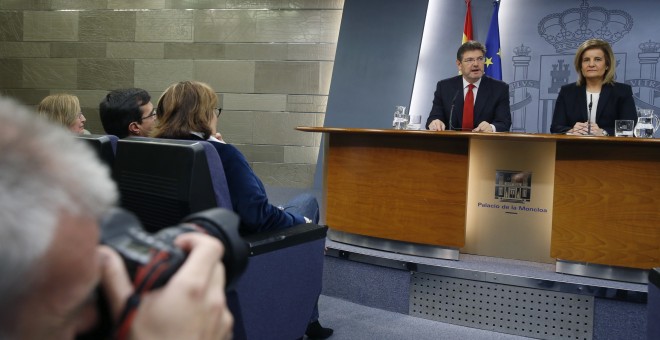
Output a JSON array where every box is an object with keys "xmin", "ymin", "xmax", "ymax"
[{"xmin": 485, "ymin": 0, "xmax": 502, "ymax": 80}]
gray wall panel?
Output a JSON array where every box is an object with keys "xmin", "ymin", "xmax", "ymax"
[{"xmin": 323, "ymin": 0, "xmax": 428, "ymax": 129}]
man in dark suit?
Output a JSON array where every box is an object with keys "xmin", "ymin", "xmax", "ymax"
[{"xmin": 426, "ymin": 41, "xmax": 511, "ymax": 132}]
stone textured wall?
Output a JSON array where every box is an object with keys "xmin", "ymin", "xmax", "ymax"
[{"xmin": 0, "ymin": 0, "xmax": 343, "ymax": 188}]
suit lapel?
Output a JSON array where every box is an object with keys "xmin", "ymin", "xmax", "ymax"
[
  {"xmin": 474, "ymin": 77, "xmax": 489, "ymax": 122},
  {"xmin": 454, "ymin": 76, "xmax": 465, "ymax": 129},
  {"xmin": 595, "ymin": 85, "xmax": 612, "ymax": 121}
]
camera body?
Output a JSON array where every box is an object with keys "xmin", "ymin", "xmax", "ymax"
[
  {"xmin": 78, "ymin": 207, "xmax": 248, "ymax": 339},
  {"xmin": 99, "ymin": 207, "xmax": 248, "ymax": 291},
  {"xmin": 102, "ymin": 215, "xmax": 194, "ymax": 292}
]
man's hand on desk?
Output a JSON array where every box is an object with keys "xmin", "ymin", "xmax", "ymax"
[
  {"xmin": 472, "ymin": 121, "xmax": 494, "ymax": 132},
  {"xmin": 428, "ymin": 119, "xmax": 446, "ymax": 131},
  {"xmin": 428, "ymin": 119, "xmax": 495, "ymax": 132}
]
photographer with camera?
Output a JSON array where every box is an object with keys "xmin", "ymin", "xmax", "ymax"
[{"xmin": 0, "ymin": 95, "xmax": 233, "ymax": 340}]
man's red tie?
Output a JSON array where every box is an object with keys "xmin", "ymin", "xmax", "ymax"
[{"xmin": 462, "ymin": 83, "xmax": 475, "ymax": 131}]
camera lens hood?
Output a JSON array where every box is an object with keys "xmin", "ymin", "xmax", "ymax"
[{"xmin": 183, "ymin": 208, "xmax": 249, "ymax": 288}]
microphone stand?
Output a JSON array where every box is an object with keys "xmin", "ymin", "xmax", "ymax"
[
  {"xmin": 587, "ymin": 94, "xmax": 593, "ymax": 135},
  {"xmin": 448, "ymin": 88, "xmax": 461, "ymax": 131}
]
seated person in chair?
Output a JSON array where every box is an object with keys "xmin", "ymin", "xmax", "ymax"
[
  {"xmin": 152, "ymin": 80, "xmax": 332, "ymax": 338},
  {"xmin": 37, "ymin": 93, "xmax": 87, "ymax": 134},
  {"xmin": 0, "ymin": 95, "xmax": 233, "ymax": 340},
  {"xmin": 99, "ymin": 88, "xmax": 158, "ymax": 138},
  {"xmin": 550, "ymin": 39, "xmax": 637, "ymax": 136}
]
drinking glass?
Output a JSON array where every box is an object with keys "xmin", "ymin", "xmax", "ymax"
[
  {"xmin": 614, "ymin": 120, "xmax": 634, "ymax": 137},
  {"xmin": 392, "ymin": 106, "xmax": 409, "ymax": 130}
]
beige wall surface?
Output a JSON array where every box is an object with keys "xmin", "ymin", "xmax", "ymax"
[{"xmin": 0, "ymin": 0, "xmax": 343, "ymax": 188}]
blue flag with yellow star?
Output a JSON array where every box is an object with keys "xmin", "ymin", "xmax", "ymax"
[{"xmin": 485, "ymin": 0, "xmax": 502, "ymax": 80}]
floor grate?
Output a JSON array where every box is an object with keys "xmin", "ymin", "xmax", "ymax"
[{"xmin": 410, "ymin": 272, "xmax": 594, "ymax": 340}]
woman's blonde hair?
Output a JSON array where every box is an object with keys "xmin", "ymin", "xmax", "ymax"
[
  {"xmin": 152, "ymin": 81, "xmax": 217, "ymax": 140},
  {"xmin": 574, "ymin": 39, "xmax": 616, "ymax": 86},
  {"xmin": 36, "ymin": 94, "xmax": 80, "ymax": 128}
]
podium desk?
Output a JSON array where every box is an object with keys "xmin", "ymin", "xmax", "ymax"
[
  {"xmin": 298, "ymin": 127, "xmax": 660, "ymax": 281},
  {"xmin": 552, "ymin": 135, "xmax": 660, "ymax": 281},
  {"xmin": 303, "ymin": 127, "xmax": 471, "ymax": 259}
]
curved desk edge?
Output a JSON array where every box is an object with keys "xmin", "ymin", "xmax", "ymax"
[{"xmin": 297, "ymin": 126, "xmax": 660, "ymax": 144}]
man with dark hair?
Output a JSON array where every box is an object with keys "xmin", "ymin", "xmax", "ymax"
[
  {"xmin": 426, "ymin": 40, "xmax": 511, "ymax": 132},
  {"xmin": 100, "ymin": 88, "xmax": 157, "ymax": 138}
]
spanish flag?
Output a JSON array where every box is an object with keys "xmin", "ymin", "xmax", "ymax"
[{"xmin": 462, "ymin": 0, "xmax": 473, "ymax": 44}]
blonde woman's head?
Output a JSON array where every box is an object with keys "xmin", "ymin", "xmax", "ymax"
[
  {"xmin": 574, "ymin": 39, "xmax": 616, "ymax": 86},
  {"xmin": 36, "ymin": 94, "xmax": 85, "ymax": 134}
]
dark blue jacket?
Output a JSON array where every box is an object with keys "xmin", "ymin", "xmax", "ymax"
[
  {"xmin": 201, "ymin": 138, "xmax": 306, "ymax": 234},
  {"xmin": 426, "ymin": 75, "xmax": 512, "ymax": 132},
  {"xmin": 551, "ymin": 82, "xmax": 637, "ymax": 135},
  {"xmin": 210, "ymin": 142, "xmax": 305, "ymax": 234}
]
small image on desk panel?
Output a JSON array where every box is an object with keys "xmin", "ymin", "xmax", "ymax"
[{"xmin": 495, "ymin": 170, "xmax": 532, "ymax": 203}]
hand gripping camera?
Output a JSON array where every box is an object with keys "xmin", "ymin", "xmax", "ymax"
[{"xmin": 79, "ymin": 207, "xmax": 248, "ymax": 339}]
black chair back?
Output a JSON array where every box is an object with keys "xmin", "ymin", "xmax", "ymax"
[
  {"xmin": 112, "ymin": 136, "xmax": 327, "ymax": 340},
  {"xmin": 76, "ymin": 134, "xmax": 118, "ymax": 169},
  {"xmin": 113, "ymin": 137, "xmax": 231, "ymax": 232}
]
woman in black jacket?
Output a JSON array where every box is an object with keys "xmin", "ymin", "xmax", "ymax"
[{"xmin": 551, "ymin": 39, "xmax": 637, "ymax": 136}]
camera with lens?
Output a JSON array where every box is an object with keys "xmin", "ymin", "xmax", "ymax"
[{"xmin": 78, "ymin": 207, "xmax": 248, "ymax": 339}]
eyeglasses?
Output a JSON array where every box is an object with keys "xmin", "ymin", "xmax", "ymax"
[
  {"xmin": 77, "ymin": 112, "xmax": 84, "ymax": 119},
  {"xmin": 462, "ymin": 56, "xmax": 485, "ymax": 64},
  {"xmin": 141, "ymin": 108, "xmax": 157, "ymax": 120},
  {"xmin": 214, "ymin": 107, "xmax": 222, "ymax": 117}
]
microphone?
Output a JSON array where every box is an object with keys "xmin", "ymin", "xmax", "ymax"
[
  {"xmin": 448, "ymin": 88, "xmax": 461, "ymax": 131},
  {"xmin": 588, "ymin": 94, "xmax": 593, "ymax": 135}
]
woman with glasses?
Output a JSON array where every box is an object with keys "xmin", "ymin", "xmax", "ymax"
[
  {"xmin": 153, "ymin": 81, "xmax": 332, "ymax": 338},
  {"xmin": 154, "ymin": 81, "xmax": 320, "ymax": 234},
  {"xmin": 37, "ymin": 94, "xmax": 86, "ymax": 134}
]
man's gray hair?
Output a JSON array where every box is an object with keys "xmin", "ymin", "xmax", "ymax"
[{"xmin": 0, "ymin": 96, "xmax": 118, "ymax": 322}]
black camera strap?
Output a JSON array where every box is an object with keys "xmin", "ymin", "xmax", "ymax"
[
  {"xmin": 114, "ymin": 249, "xmax": 173, "ymax": 340},
  {"xmin": 115, "ymin": 293, "xmax": 140, "ymax": 340}
]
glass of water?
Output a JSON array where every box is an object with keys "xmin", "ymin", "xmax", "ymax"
[
  {"xmin": 614, "ymin": 120, "xmax": 634, "ymax": 137},
  {"xmin": 392, "ymin": 106, "xmax": 408, "ymax": 130}
]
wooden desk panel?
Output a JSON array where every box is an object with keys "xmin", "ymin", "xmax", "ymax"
[
  {"xmin": 325, "ymin": 132, "xmax": 468, "ymax": 248},
  {"xmin": 300, "ymin": 127, "xmax": 660, "ymax": 269},
  {"xmin": 552, "ymin": 141, "xmax": 660, "ymax": 269}
]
